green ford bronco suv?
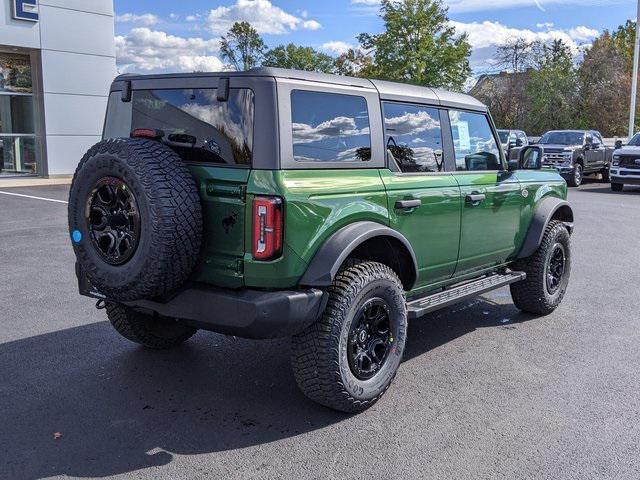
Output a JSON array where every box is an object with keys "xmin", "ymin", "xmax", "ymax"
[{"xmin": 68, "ymin": 68, "xmax": 573, "ymax": 412}]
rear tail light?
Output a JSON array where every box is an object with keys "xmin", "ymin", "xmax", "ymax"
[
  {"xmin": 252, "ymin": 196, "xmax": 283, "ymax": 261},
  {"xmin": 131, "ymin": 128, "xmax": 164, "ymax": 140}
]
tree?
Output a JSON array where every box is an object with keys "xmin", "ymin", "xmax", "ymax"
[
  {"xmin": 263, "ymin": 44, "xmax": 335, "ymax": 73},
  {"xmin": 525, "ymin": 40, "xmax": 579, "ymax": 134},
  {"xmin": 334, "ymin": 48, "xmax": 373, "ymax": 77},
  {"xmin": 355, "ymin": 0, "xmax": 471, "ymax": 90},
  {"xmin": 612, "ymin": 20, "xmax": 636, "ymax": 72},
  {"xmin": 577, "ymin": 32, "xmax": 630, "ymax": 136},
  {"xmin": 477, "ymin": 38, "xmax": 540, "ymax": 129},
  {"xmin": 220, "ymin": 22, "xmax": 266, "ymax": 71}
]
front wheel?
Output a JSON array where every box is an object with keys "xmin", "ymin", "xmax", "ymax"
[
  {"xmin": 510, "ymin": 220, "xmax": 571, "ymax": 315},
  {"xmin": 601, "ymin": 167, "xmax": 610, "ymax": 183},
  {"xmin": 567, "ymin": 164, "xmax": 583, "ymax": 187},
  {"xmin": 291, "ymin": 260, "xmax": 407, "ymax": 413},
  {"xmin": 611, "ymin": 183, "xmax": 624, "ymax": 192}
]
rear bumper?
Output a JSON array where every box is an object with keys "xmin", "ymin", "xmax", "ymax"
[{"xmin": 77, "ymin": 266, "xmax": 327, "ymax": 339}]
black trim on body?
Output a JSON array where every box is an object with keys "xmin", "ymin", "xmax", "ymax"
[
  {"xmin": 299, "ymin": 221, "xmax": 419, "ymax": 288},
  {"xmin": 77, "ymin": 264, "xmax": 327, "ymax": 339},
  {"xmin": 517, "ymin": 197, "xmax": 574, "ymax": 259}
]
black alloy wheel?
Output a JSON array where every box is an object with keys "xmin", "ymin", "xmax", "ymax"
[
  {"xmin": 86, "ymin": 177, "xmax": 140, "ymax": 266},
  {"xmin": 545, "ymin": 243, "xmax": 566, "ymax": 295},
  {"xmin": 347, "ymin": 298, "xmax": 394, "ymax": 380}
]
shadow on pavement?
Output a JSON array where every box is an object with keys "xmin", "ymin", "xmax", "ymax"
[
  {"xmin": 576, "ymin": 184, "xmax": 640, "ymax": 195},
  {"xmin": 0, "ymin": 295, "xmax": 534, "ymax": 479}
]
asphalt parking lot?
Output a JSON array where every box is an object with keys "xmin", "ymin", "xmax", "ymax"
[{"xmin": 1, "ymin": 181, "xmax": 640, "ymax": 479}]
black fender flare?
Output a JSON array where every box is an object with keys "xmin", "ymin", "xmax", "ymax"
[
  {"xmin": 517, "ymin": 197, "xmax": 574, "ymax": 259},
  {"xmin": 299, "ymin": 221, "xmax": 418, "ymax": 288}
]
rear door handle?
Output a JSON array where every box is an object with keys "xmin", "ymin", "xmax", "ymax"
[
  {"xmin": 465, "ymin": 193, "xmax": 486, "ymax": 204},
  {"xmin": 395, "ymin": 199, "xmax": 422, "ymax": 210}
]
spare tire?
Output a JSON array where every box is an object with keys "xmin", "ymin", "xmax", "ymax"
[{"xmin": 68, "ymin": 138, "xmax": 203, "ymax": 302}]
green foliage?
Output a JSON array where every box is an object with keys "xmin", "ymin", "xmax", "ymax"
[
  {"xmin": 263, "ymin": 44, "xmax": 335, "ymax": 73},
  {"xmin": 476, "ymin": 22, "xmax": 638, "ymax": 137},
  {"xmin": 525, "ymin": 40, "xmax": 580, "ymax": 133},
  {"xmin": 578, "ymin": 31, "xmax": 631, "ymax": 136},
  {"xmin": 355, "ymin": 0, "xmax": 471, "ymax": 90},
  {"xmin": 334, "ymin": 49, "xmax": 373, "ymax": 77},
  {"xmin": 220, "ymin": 22, "xmax": 266, "ymax": 71},
  {"xmin": 612, "ymin": 20, "xmax": 636, "ymax": 72}
]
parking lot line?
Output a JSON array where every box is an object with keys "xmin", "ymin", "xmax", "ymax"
[{"xmin": 0, "ymin": 190, "xmax": 69, "ymax": 204}]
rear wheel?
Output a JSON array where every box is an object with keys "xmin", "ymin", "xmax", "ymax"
[
  {"xmin": 510, "ymin": 220, "xmax": 571, "ymax": 315},
  {"xmin": 291, "ymin": 260, "xmax": 407, "ymax": 413},
  {"xmin": 611, "ymin": 183, "xmax": 624, "ymax": 192},
  {"xmin": 601, "ymin": 167, "xmax": 610, "ymax": 183},
  {"xmin": 106, "ymin": 303, "xmax": 197, "ymax": 349}
]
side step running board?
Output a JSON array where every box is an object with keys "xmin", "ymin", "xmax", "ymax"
[{"xmin": 406, "ymin": 271, "xmax": 526, "ymax": 320}]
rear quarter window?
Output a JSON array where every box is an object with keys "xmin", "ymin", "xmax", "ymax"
[
  {"xmin": 125, "ymin": 88, "xmax": 254, "ymax": 167},
  {"xmin": 291, "ymin": 90, "xmax": 371, "ymax": 163}
]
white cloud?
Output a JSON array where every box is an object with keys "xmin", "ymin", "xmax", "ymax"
[
  {"xmin": 451, "ymin": 20, "xmax": 599, "ymax": 72},
  {"xmin": 302, "ymin": 20, "xmax": 322, "ymax": 31},
  {"xmin": 321, "ymin": 41, "xmax": 354, "ymax": 55},
  {"xmin": 537, "ymin": 22, "xmax": 555, "ymax": 29},
  {"xmin": 352, "ymin": 0, "xmax": 625, "ymax": 13},
  {"xmin": 385, "ymin": 110, "xmax": 440, "ymax": 136},
  {"xmin": 205, "ymin": 0, "xmax": 321, "ymax": 35},
  {"xmin": 293, "ymin": 116, "xmax": 369, "ymax": 144},
  {"xmin": 567, "ymin": 26, "xmax": 600, "ymax": 41},
  {"xmin": 115, "ymin": 13, "xmax": 159, "ymax": 26},
  {"xmin": 116, "ymin": 28, "xmax": 226, "ymax": 73}
]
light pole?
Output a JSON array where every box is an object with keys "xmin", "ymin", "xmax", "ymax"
[{"xmin": 629, "ymin": 0, "xmax": 640, "ymax": 139}]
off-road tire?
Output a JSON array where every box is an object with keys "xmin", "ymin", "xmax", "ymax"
[
  {"xmin": 68, "ymin": 138, "xmax": 202, "ymax": 302},
  {"xmin": 510, "ymin": 220, "xmax": 571, "ymax": 315},
  {"xmin": 291, "ymin": 260, "xmax": 407, "ymax": 413},
  {"xmin": 611, "ymin": 183, "xmax": 624, "ymax": 192},
  {"xmin": 106, "ymin": 303, "xmax": 197, "ymax": 349},
  {"xmin": 567, "ymin": 163, "xmax": 583, "ymax": 187},
  {"xmin": 601, "ymin": 167, "xmax": 610, "ymax": 183}
]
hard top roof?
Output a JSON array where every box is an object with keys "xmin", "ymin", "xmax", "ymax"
[{"xmin": 115, "ymin": 67, "xmax": 486, "ymax": 112}]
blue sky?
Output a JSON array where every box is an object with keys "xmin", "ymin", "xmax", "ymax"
[{"xmin": 113, "ymin": 0, "xmax": 637, "ymax": 77}]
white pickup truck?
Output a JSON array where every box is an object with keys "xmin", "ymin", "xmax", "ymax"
[{"xmin": 611, "ymin": 134, "xmax": 640, "ymax": 192}]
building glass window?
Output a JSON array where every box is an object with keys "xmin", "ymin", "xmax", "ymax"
[{"xmin": 0, "ymin": 53, "xmax": 37, "ymax": 176}]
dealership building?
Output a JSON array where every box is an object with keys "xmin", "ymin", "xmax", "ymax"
[{"xmin": 0, "ymin": 0, "xmax": 116, "ymax": 180}]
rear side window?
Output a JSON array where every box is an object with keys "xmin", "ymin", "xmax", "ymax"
[
  {"xmin": 449, "ymin": 110, "xmax": 502, "ymax": 171},
  {"xmin": 131, "ymin": 88, "xmax": 254, "ymax": 166},
  {"xmin": 291, "ymin": 90, "xmax": 371, "ymax": 163},
  {"xmin": 383, "ymin": 102, "xmax": 444, "ymax": 173}
]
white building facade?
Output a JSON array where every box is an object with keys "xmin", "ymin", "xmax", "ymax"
[{"xmin": 0, "ymin": 0, "xmax": 116, "ymax": 178}]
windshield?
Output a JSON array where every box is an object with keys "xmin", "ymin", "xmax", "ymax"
[
  {"xmin": 539, "ymin": 131, "xmax": 584, "ymax": 145},
  {"xmin": 497, "ymin": 131, "xmax": 510, "ymax": 143},
  {"xmin": 627, "ymin": 134, "xmax": 640, "ymax": 147}
]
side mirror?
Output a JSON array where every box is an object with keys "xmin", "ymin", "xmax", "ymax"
[
  {"xmin": 518, "ymin": 146, "xmax": 543, "ymax": 170},
  {"xmin": 515, "ymin": 138, "xmax": 524, "ymax": 147},
  {"xmin": 615, "ymin": 140, "xmax": 623, "ymax": 149}
]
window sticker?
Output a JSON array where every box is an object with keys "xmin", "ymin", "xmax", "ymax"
[{"xmin": 457, "ymin": 121, "xmax": 471, "ymax": 151}]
